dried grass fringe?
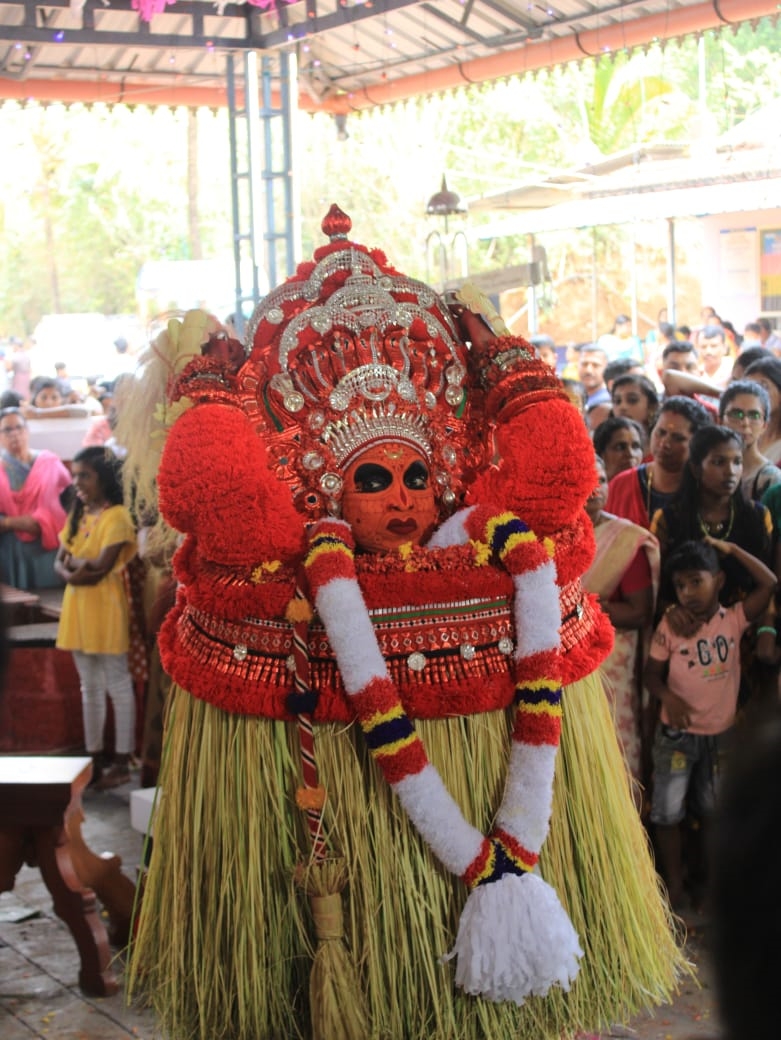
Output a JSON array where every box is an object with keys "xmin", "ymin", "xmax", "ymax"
[
  {"xmin": 128, "ymin": 670, "xmax": 689, "ymax": 1039},
  {"xmin": 296, "ymin": 858, "xmax": 369, "ymax": 1040}
]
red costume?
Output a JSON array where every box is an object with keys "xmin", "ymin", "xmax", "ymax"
[{"xmin": 130, "ymin": 208, "xmax": 685, "ymax": 1040}]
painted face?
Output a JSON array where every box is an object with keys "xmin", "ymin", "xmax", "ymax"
[
  {"xmin": 697, "ymin": 441, "xmax": 743, "ymax": 498},
  {"xmin": 612, "ymin": 383, "xmax": 651, "ymax": 425},
  {"xmin": 341, "ymin": 444, "xmax": 439, "ymax": 553},
  {"xmin": 672, "ymin": 568, "xmax": 723, "ymax": 620},
  {"xmin": 721, "ymin": 393, "xmax": 767, "ymax": 449},
  {"xmin": 650, "ymin": 410, "xmax": 694, "ymax": 474},
  {"xmin": 602, "ymin": 427, "xmax": 643, "ymax": 480}
]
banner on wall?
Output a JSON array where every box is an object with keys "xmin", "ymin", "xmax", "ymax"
[
  {"xmin": 719, "ymin": 227, "xmax": 756, "ymax": 292},
  {"xmin": 719, "ymin": 227, "xmax": 758, "ymax": 328},
  {"xmin": 760, "ymin": 229, "xmax": 781, "ymax": 315}
]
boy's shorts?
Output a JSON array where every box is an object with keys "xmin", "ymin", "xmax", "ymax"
[{"xmin": 649, "ymin": 724, "xmax": 733, "ymax": 826}]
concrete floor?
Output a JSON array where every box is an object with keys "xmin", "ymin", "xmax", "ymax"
[
  {"xmin": 0, "ymin": 777, "xmax": 156, "ymax": 1040},
  {"xmin": 0, "ymin": 771, "xmax": 722, "ymax": 1040}
]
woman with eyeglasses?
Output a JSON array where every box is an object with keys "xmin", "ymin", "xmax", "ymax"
[
  {"xmin": 0, "ymin": 407, "xmax": 72, "ymax": 589},
  {"xmin": 743, "ymin": 356, "xmax": 781, "ymax": 465},
  {"xmin": 719, "ymin": 380, "xmax": 781, "ymax": 503}
]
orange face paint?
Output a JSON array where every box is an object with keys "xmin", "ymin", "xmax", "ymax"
[{"xmin": 341, "ymin": 443, "xmax": 439, "ymax": 553}]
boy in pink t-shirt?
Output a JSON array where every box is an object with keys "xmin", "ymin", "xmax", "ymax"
[{"xmin": 645, "ymin": 537, "xmax": 776, "ymax": 912}]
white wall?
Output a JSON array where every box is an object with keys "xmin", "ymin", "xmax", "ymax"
[
  {"xmin": 27, "ymin": 417, "xmax": 92, "ymax": 462},
  {"xmin": 700, "ymin": 207, "xmax": 781, "ymax": 331}
]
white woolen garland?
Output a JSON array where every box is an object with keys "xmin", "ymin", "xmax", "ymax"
[{"xmin": 307, "ymin": 516, "xmax": 582, "ymax": 1004}]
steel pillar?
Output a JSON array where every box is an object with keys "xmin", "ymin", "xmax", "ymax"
[{"xmin": 226, "ymin": 50, "xmax": 297, "ymax": 335}]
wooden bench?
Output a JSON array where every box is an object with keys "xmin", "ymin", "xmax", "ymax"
[
  {"xmin": 0, "ymin": 582, "xmax": 41, "ymax": 626},
  {"xmin": 0, "ymin": 624, "xmax": 83, "ymax": 752},
  {"xmin": 7, "ymin": 621, "xmax": 61, "ymax": 647},
  {"xmin": 0, "ymin": 755, "xmax": 118, "ymax": 996},
  {"xmin": 36, "ymin": 587, "xmax": 65, "ymax": 621},
  {"xmin": 0, "ymin": 584, "xmax": 64, "ymax": 624}
]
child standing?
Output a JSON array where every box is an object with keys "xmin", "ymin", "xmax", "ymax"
[
  {"xmin": 644, "ymin": 537, "xmax": 777, "ymax": 914},
  {"xmin": 55, "ymin": 446, "xmax": 137, "ymax": 790}
]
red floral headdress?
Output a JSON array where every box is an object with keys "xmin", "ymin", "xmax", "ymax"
[{"xmin": 235, "ymin": 205, "xmax": 485, "ymax": 518}]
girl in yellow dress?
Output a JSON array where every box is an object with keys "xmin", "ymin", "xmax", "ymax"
[{"xmin": 55, "ymin": 446, "xmax": 137, "ymax": 789}]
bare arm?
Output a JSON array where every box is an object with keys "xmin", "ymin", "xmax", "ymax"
[
  {"xmin": 644, "ymin": 656, "xmax": 691, "ymax": 729},
  {"xmin": 0, "ymin": 513, "xmax": 41, "ymax": 537},
  {"xmin": 705, "ymin": 535, "xmax": 777, "ymax": 623},
  {"xmin": 21, "ymin": 404, "xmax": 90, "ymax": 420},
  {"xmin": 65, "ymin": 541, "xmax": 128, "ymax": 586},
  {"xmin": 54, "ymin": 543, "xmax": 74, "ymax": 582},
  {"xmin": 660, "ymin": 369, "xmax": 722, "ymax": 399},
  {"xmin": 599, "ymin": 585, "xmax": 653, "ymax": 630}
]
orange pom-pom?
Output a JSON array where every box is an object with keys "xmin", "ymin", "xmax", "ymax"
[
  {"xmin": 296, "ymin": 785, "xmax": 326, "ymax": 811},
  {"xmin": 285, "ymin": 597, "xmax": 314, "ymax": 624}
]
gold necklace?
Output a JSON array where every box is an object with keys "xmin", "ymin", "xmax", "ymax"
[{"xmin": 697, "ymin": 500, "xmax": 735, "ymax": 540}]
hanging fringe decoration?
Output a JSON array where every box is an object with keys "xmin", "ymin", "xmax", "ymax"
[
  {"xmin": 285, "ymin": 586, "xmax": 369, "ymax": 1040},
  {"xmin": 295, "ymin": 858, "xmax": 370, "ymax": 1040}
]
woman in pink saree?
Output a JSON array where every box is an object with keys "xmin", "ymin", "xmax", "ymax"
[
  {"xmin": 0, "ymin": 408, "xmax": 71, "ymax": 589},
  {"xmin": 584, "ymin": 456, "xmax": 659, "ymax": 791}
]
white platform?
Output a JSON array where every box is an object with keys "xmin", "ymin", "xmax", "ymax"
[{"xmin": 129, "ymin": 786, "xmax": 161, "ymax": 836}]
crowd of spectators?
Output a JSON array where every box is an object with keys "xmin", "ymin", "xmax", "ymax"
[
  {"xmin": 554, "ymin": 307, "xmax": 781, "ymax": 924},
  {"xmin": 0, "ymin": 347, "xmax": 134, "ymax": 590},
  {"xmin": 4, "ymin": 304, "xmax": 781, "ymax": 931}
]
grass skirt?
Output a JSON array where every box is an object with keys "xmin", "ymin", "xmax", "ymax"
[{"xmin": 128, "ymin": 670, "xmax": 688, "ymax": 1039}]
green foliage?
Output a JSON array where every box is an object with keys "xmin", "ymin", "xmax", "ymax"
[
  {"xmin": 0, "ymin": 102, "xmax": 233, "ymax": 337},
  {"xmin": 0, "ymin": 18, "xmax": 780, "ymax": 340}
]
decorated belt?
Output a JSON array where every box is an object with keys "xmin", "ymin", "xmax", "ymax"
[
  {"xmin": 178, "ymin": 595, "xmax": 517, "ymax": 693},
  {"xmin": 175, "ymin": 578, "xmax": 592, "ymax": 691},
  {"xmin": 559, "ymin": 578, "xmax": 597, "ymax": 652}
]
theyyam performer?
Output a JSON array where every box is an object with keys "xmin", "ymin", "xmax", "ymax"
[{"xmin": 127, "ymin": 206, "xmax": 686, "ymax": 1040}]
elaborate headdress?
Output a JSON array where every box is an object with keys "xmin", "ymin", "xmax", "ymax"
[{"xmin": 237, "ymin": 204, "xmax": 484, "ymax": 518}]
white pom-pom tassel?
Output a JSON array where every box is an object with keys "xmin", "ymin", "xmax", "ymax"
[{"xmin": 443, "ymin": 873, "xmax": 583, "ymax": 1005}]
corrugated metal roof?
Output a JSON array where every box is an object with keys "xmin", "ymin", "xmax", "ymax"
[
  {"xmin": 471, "ymin": 162, "xmax": 781, "ymax": 238},
  {"xmin": 0, "ymin": 0, "xmax": 776, "ymax": 110}
]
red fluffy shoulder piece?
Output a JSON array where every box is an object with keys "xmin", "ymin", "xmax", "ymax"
[
  {"xmin": 467, "ymin": 398, "xmax": 597, "ymax": 534},
  {"xmin": 158, "ymin": 403, "xmax": 305, "ymax": 568},
  {"xmin": 552, "ymin": 513, "xmax": 596, "ymax": 587}
]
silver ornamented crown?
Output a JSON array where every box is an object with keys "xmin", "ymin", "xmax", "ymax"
[
  {"xmin": 323, "ymin": 403, "xmax": 433, "ymax": 469},
  {"xmin": 241, "ymin": 205, "xmax": 477, "ymax": 517}
]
